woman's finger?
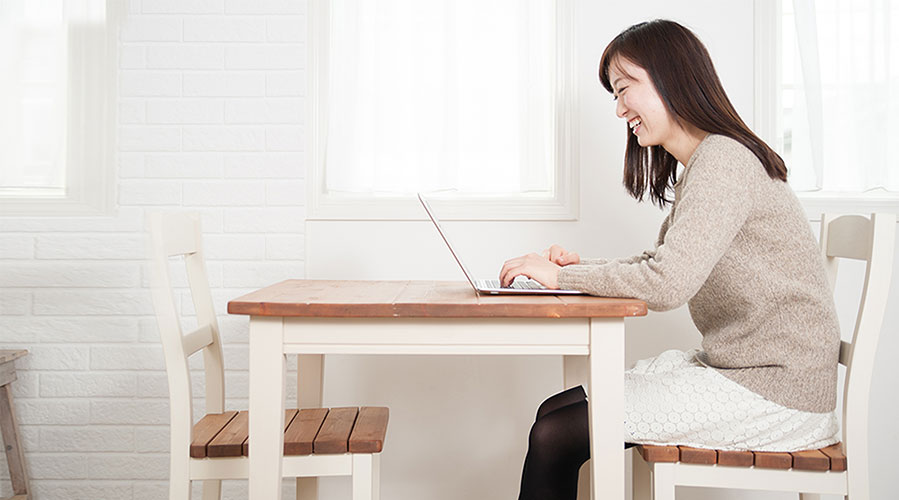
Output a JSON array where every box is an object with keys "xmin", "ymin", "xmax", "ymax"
[
  {"xmin": 548, "ymin": 244, "xmax": 565, "ymax": 262},
  {"xmin": 559, "ymin": 252, "xmax": 580, "ymax": 265},
  {"xmin": 499, "ymin": 256, "xmax": 526, "ymax": 286},
  {"xmin": 501, "ymin": 265, "xmax": 523, "ymax": 287}
]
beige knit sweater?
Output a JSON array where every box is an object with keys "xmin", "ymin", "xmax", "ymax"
[{"xmin": 559, "ymin": 134, "xmax": 840, "ymax": 413}]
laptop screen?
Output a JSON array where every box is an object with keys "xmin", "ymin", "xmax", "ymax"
[{"xmin": 417, "ymin": 193, "xmax": 479, "ymax": 290}]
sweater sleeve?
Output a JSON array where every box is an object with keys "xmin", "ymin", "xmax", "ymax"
[{"xmin": 558, "ymin": 144, "xmax": 754, "ymax": 311}]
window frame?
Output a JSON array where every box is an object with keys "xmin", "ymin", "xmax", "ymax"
[
  {"xmin": 306, "ymin": 0, "xmax": 579, "ymax": 221},
  {"xmin": 0, "ymin": 0, "xmax": 119, "ymax": 217},
  {"xmin": 753, "ymin": 0, "xmax": 899, "ymax": 215}
]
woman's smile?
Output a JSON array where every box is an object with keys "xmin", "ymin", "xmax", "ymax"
[{"xmin": 628, "ymin": 117, "xmax": 642, "ymax": 135}]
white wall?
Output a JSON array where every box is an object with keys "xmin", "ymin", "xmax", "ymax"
[
  {"xmin": 0, "ymin": 1, "xmax": 895, "ymax": 500},
  {"xmin": 0, "ymin": 1, "xmax": 306, "ymax": 498}
]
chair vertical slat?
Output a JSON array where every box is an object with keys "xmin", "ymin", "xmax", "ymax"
[
  {"xmin": 716, "ymin": 449, "xmax": 754, "ymax": 467},
  {"xmin": 190, "ymin": 411, "xmax": 239, "ymax": 458},
  {"xmin": 349, "ymin": 407, "xmax": 390, "ymax": 453},
  {"xmin": 207, "ymin": 411, "xmax": 248, "ymax": 457},
  {"xmin": 678, "ymin": 446, "xmax": 717, "ymax": 465},
  {"xmin": 820, "ymin": 442, "xmax": 847, "ymax": 471},
  {"xmin": 314, "ymin": 407, "xmax": 359, "ymax": 454},
  {"xmin": 791, "ymin": 449, "xmax": 831, "ymax": 471},
  {"xmin": 284, "ymin": 408, "xmax": 329, "ymax": 456},
  {"xmin": 753, "ymin": 451, "xmax": 792, "ymax": 469}
]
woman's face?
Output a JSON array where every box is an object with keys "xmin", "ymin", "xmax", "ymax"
[{"xmin": 608, "ymin": 57, "xmax": 677, "ymax": 148}]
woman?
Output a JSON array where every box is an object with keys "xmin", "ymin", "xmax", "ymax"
[{"xmin": 500, "ymin": 20, "xmax": 841, "ymax": 500}]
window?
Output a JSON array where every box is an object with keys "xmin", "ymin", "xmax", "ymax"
[
  {"xmin": 756, "ymin": 0, "xmax": 899, "ymax": 201},
  {"xmin": 0, "ymin": 0, "xmax": 117, "ymax": 216},
  {"xmin": 308, "ymin": 0, "xmax": 578, "ymax": 220}
]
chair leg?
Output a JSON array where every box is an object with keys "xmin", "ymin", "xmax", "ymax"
[
  {"xmin": 0, "ymin": 385, "xmax": 29, "ymax": 498},
  {"xmin": 169, "ymin": 477, "xmax": 191, "ymax": 500},
  {"xmin": 650, "ymin": 463, "xmax": 676, "ymax": 500},
  {"xmin": 632, "ymin": 451, "xmax": 651, "ymax": 500},
  {"xmin": 168, "ymin": 457, "xmax": 191, "ymax": 500},
  {"xmin": 296, "ymin": 477, "xmax": 319, "ymax": 500},
  {"xmin": 201, "ymin": 479, "xmax": 222, "ymax": 500},
  {"xmin": 372, "ymin": 453, "xmax": 381, "ymax": 500},
  {"xmin": 352, "ymin": 454, "xmax": 374, "ymax": 500}
]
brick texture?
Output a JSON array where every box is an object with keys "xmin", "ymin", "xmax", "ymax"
[{"xmin": 0, "ymin": 2, "xmax": 305, "ymax": 498}]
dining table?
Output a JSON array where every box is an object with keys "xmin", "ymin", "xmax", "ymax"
[{"xmin": 228, "ymin": 279, "xmax": 647, "ymax": 500}]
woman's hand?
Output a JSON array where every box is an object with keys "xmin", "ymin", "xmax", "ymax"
[
  {"xmin": 499, "ymin": 253, "xmax": 562, "ymax": 289},
  {"xmin": 542, "ymin": 244, "xmax": 580, "ymax": 266}
]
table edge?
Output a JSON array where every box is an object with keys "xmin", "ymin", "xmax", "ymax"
[{"xmin": 227, "ymin": 300, "xmax": 647, "ymax": 318}]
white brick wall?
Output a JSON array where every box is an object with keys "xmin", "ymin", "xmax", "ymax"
[{"xmin": 0, "ymin": 1, "xmax": 306, "ymax": 497}]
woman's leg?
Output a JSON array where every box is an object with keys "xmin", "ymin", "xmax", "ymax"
[
  {"xmin": 518, "ymin": 388, "xmax": 589, "ymax": 500},
  {"xmin": 535, "ymin": 385, "xmax": 587, "ymax": 420}
]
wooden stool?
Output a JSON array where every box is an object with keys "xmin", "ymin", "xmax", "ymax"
[
  {"xmin": 189, "ymin": 406, "xmax": 389, "ymax": 458},
  {"xmin": 0, "ymin": 350, "xmax": 29, "ymax": 500}
]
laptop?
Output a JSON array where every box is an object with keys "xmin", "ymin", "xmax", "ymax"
[{"xmin": 418, "ymin": 193, "xmax": 585, "ymax": 295}]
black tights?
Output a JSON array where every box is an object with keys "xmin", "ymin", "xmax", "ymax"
[{"xmin": 517, "ymin": 386, "xmax": 634, "ymax": 500}]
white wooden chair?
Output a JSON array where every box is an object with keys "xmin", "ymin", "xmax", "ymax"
[
  {"xmin": 632, "ymin": 213, "xmax": 895, "ymax": 500},
  {"xmin": 147, "ymin": 212, "xmax": 387, "ymax": 500}
]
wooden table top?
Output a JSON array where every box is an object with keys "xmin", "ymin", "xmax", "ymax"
[{"xmin": 227, "ymin": 280, "xmax": 647, "ymax": 319}]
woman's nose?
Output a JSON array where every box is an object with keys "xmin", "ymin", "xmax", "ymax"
[{"xmin": 615, "ymin": 98, "xmax": 627, "ymax": 119}]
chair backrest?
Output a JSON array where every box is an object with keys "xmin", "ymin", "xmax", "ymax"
[
  {"xmin": 147, "ymin": 212, "xmax": 226, "ymax": 456},
  {"xmin": 819, "ymin": 213, "xmax": 895, "ymax": 498}
]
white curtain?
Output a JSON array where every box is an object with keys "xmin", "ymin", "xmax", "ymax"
[
  {"xmin": 788, "ymin": 0, "xmax": 899, "ymax": 192},
  {"xmin": 0, "ymin": 1, "xmax": 68, "ymax": 191},
  {"xmin": 323, "ymin": 0, "xmax": 556, "ymax": 196}
]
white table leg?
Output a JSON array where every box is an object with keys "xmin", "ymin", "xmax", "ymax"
[
  {"xmin": 587, "ymin": 318, "xmax": 625, "ymax": 500},
  {"xmin": 248, "ymin": 316, "xmax": 287, "ymax": 500},
  {"xmin": 296, "ymin": 354, "xmax": 324, "ymax": 500},
  {"xmin": 563, "ymin": 355, "xmax": 588, "ymax": 390}
]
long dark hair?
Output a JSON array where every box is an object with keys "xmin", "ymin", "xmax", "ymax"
[{"xmin": 598, "ymin": 20, "xmax": 786, "ymax": 207}]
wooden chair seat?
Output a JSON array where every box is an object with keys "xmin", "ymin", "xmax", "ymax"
[
  {"xmin": 635, "ymin": 442, "xmax": 847, "ymax": 472},
  {"xmin": 190, "ymin": 406, "xmax": 389, "ymax": 459}
]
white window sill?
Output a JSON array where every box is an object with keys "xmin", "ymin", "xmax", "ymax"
[{"xmin": 796, "ymin": 191, "xmax": 899, "ymax": 221}]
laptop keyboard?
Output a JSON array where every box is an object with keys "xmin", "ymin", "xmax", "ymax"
[{"xmin": 480, "ymin": 279, "xmax": 547, "ymax": 290}]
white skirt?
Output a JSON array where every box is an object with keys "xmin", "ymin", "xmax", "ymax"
[{"xmin": 624, "ymin": 349, "xmax": 840, "ymax": 452}]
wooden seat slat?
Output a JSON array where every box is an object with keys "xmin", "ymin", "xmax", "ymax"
[
  {"xmin": 349, "ymin": 407, "xmax": 390, "ymax": 453},
  {"xmin": 190, "ymin": 411, "xmax": 238, "ymax": 458},
  {"xmin": 207, "ymin": 411, "xmax": 248, "ymax": 458},
  {"xmin": 284, "ymin": 408, "xmax": 329, "ymax": 456},
  {"xmin": 791, "ymin": 449, "xmax": 831, "ymax": 471},
  {"xmin": 716, "ymin": 449, "xmax": 754, "ymax": 467},
  {"xmin": 637, "ymin": 442, "xmax": 846, "ymax": 471},
  {"xmin": 820, "ymin": 442, "xmax": 847, "ymax": 471},
  {"xmin": 314, "ymin": 407, "xmax": 359, "ymax": 454},
  {"xmin": 636, "ymin": 445, "xmax": 679, "ymax": 463},
  {"xmin": 752, "ymin": 451, "xmax": 792, "ymax": 469},
  {"xmin": 678, "ymin": 446, "xmax": 716, "ymax": 465}
]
